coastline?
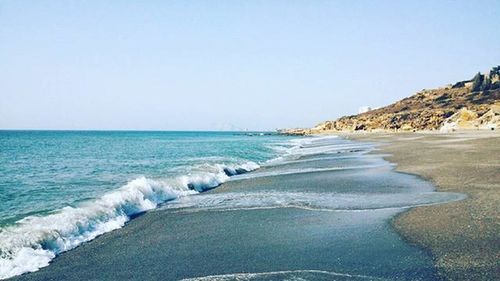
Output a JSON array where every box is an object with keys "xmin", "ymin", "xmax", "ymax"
[
  {"xmin": 345, "ymin": 130, "xmax": 500, "ymax": 280},
  {"xmin": 10, "ymin": 136, "xmax": 457, "ymax": 280}
]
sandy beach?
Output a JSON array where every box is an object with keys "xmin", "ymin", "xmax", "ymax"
[
  {"xmin": 2, "ymin": 2, "xmax": 499, "ymax": 280},
  {"xmin": 347, "ymin": 131, "xmax": 500, "ymax": 280},
  {"xmin": 10, "ymin": 136, "xmax": 466, "ymax": 281}
]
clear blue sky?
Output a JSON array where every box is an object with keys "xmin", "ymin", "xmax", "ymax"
[{"xmin": 1, "ymin": 1, "xmax": 499, "ymax": 130}]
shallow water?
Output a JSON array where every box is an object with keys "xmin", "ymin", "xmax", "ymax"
[
  {"xmin": 0, "ymin": 131, "xmax": 289, "ymax": 225},
  {"xmin": 1, "ymin": 132, "xmax": 464, "ymax": 280},
  {"xmin": 0, "ymin": 131, "xmax": 294, "ymax": 279},
  {"xmin": 148, "ymin": 135, "xmax": 464, "ymax": 280}
]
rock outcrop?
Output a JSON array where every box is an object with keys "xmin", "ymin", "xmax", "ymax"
[
  {"xmin": 440, "ymin": 105, "xmax": 500, "ymax": 132},
  {"xmin": 476, "ymin": 104, "xmax": 500, "ymax": 129}
]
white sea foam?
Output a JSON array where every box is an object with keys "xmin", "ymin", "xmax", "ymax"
[
  {"xmin": 0, "ymin": 161, "xmax": 259, "ymax": 279},
  {"xmin": 232, "ymin": 163, "xmax": 390, "ymax": 181},
  {"xmin": 162, "ymin": 191, "xmax": 467, "ymax": 214},
  {"xmin": 179, "ymin": 269, "xmax": 388, "ymax": 281},
  {"xmin": 0, "ymin": 135, "xmax": 444, "ymax": 279},
  {"xmin": 0, "ymin": 135, "xmax": 319, "ymax": 279},
  {"xmin": 265, "ymin": 136, "xmax": 372, "ymax": 166}
]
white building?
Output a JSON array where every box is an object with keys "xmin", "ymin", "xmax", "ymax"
[{"xmin": 358, "ymin": 106, "xmax": 372, "ymax": 114}]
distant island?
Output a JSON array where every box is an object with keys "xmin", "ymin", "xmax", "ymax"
[{"xmin": 282, "ymin": 66, "xmax": 500, "ymax": 135}]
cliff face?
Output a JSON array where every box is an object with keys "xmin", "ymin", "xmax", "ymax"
[{"xmin": 282, "ymin": 67, "xmax": 500, "ymax": 135}]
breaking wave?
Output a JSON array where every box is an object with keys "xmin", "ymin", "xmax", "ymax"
[{"xmin": 0, "ymin": 161, "xmax": 259, "ymax": 279}]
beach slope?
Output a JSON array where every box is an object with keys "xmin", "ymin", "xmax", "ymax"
[
  {"xmin": 348, "ymin": 131, "xmax": 500, "ymax": 280},
  {"xmin": 10, "ymin": 137, "xmax": 462, "ymax": 281}
]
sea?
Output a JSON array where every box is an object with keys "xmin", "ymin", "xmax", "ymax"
[
  {"xmin": 0, "ymin": 131, "xmax": 465, "ymax": 280},
  {"xmin": 0, "ymin": 131, "xmax": 297, "ymax": 278}
]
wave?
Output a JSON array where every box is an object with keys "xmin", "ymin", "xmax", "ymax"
[
  {"xmin": 161, "ymin": 191, "xmax": 467, "ymax": 214},
  {"xmin": 265, "ymin": 136, "xmax": 373, "ymax": 165},
  {"xmin": 0, "ymin": 161, "xmax": 259, "ymax": 279},
  {"xmin": 179, "ymin": 269, "xmax": 388, "ymax": 281},
  {"xmin": 231, "ymin": 164, "xmax": 390, "ymax": 181},
  {"xmin": 0, "ymin": 135, "xmax": 385, "ymax": 279}
]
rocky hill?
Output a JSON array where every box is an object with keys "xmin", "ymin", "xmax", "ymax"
[{"xmin": 282, "ymin": 66, "xmax": 500, "ymax": 135}]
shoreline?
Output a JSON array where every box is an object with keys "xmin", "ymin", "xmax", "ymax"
[
  {"xmin": 345, "ymin": 130, "xmax": 500, "ymax": 280},
  {"xmin": 10, "ymin": 136, "xmax": 452, "ymax": 281}
]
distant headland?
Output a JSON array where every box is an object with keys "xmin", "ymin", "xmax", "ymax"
[{"xmin": 281, "ymin": 66, "xmax": 500, "ymax": 135}]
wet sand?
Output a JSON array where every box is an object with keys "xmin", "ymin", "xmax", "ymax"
[
  {"xmin": 11, "ymin": 137, "xmax": 465, "ymax": 281},
  {"xmin": 347, "ymin": 131, "xmax": 500, "ymax": 281}
]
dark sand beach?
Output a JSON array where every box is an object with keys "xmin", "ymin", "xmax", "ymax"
[
  {"xmin": 12, "ymin": 137, "xmax": 467, "ymax": 281},
  {"xmin": 347, "ymin": 131, "xmax": 500, "ymax": 281}
]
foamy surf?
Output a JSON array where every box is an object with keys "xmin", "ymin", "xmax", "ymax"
[
  {"xmin": 0, "ymin": 135, "xmax": 397, "ymax": 279},
  {"xmin": 161, "ymin": 191, "xmax": 466, "ymax": 214},
  {"xmin": 0, "ymin": 133, "xmax": 465, "ymax": 280},
  {"xmin": 179, "ymin": 269, "xmax": 388, "ymax": 281},
  {"xmin": 0, "ymin": 161, "xmax": 259, "ymax": 279}
]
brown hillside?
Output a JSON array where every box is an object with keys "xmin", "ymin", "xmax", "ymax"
[
  {"xmin": 282, "ymin": 66, "xmax": 500, "ymax": 134},
  {"xmin": 325, "ymin": 87, "xmax": 499, "ymax": 131}
]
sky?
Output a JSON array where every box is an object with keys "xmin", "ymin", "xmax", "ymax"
[{"xmin": 1, "ymin": 1, "xmax": 499, "ymax": 131}]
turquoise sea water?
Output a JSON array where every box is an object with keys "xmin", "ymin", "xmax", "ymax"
[
  {"xmin": 0, "ymin": 131, "xmax": 296, "ymax": 278},
  {"xmin": 0, "ymin": 131, "xmax": 466, "ymax": 280},
  {"xmin": 0, "ymin": 131, "xmax": 291, "ymax": 226}
]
